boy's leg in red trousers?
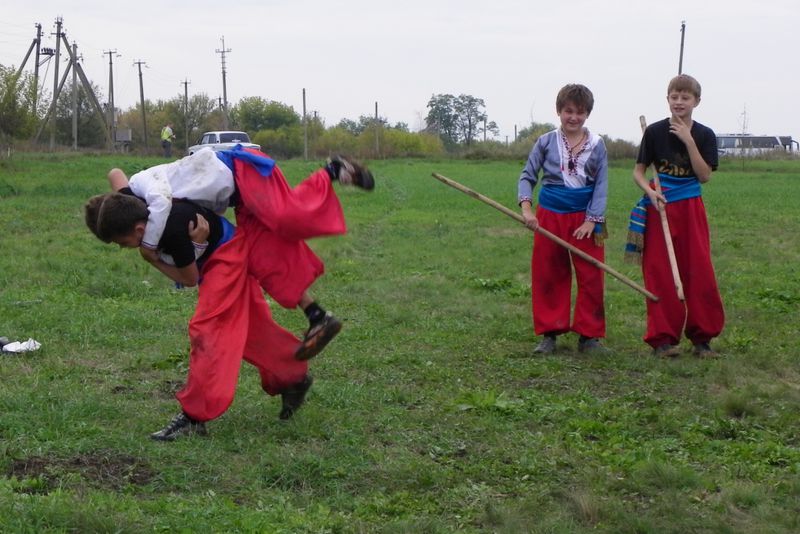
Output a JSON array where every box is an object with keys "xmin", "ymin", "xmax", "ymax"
[
  {"xmin": 531, "ymin": 207, "xmax": 573, "ymax": 336},
  {"xmin": 234, "ymin": 154, "xmax": 347, "ymax": 241},
  {"xmin": 176, "ymin": 229, "xmax": 307, "ymax": 422}
]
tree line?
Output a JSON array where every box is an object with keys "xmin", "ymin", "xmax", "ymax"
[{"xmin": 0, "ymin": 63, "xmax": 638, "ymax": 159}]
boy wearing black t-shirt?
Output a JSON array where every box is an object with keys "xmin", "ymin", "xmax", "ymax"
[
  {"xmin": 91, "ymin": 192, "xmax": 315, "ymax": 441},
  {"xmin": 631, "ymin": 74, "xmax": 724, "ymax": 358}
]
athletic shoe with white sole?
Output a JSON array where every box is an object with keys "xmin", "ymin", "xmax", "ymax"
[{"xmin": 150, "ymin": 412, "xmax": 208, "ymax": 441}]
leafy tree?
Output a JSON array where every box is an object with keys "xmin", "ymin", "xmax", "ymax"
[
  {"xmin": 336, "ymin": 115, "xmax": 388, "ymax": 136},
  {"xmin": 253, "ymin": 124, "xmax": 303, "ymax": 159},
  {"xmin": 601, "ymin": 135, "xmax": 638, "ymax": 159},
  {"xmin": 517, "ymin": 121, "xmax": 556, "ymax": 141},
  {"xmin": 425, "ymin": 93, "xmax": 492, "ymax": 147},
  {"xmin": 452, "ymin": 94, "xmax": 488, "ymax": 146},
  {"xmin": 424, "ymin": 93, "xmax": 458, "ymax": 146},
  {"xmin": 0, "ymin": 64, "xmax": 40, "ymax": 142},
  {"xmin": 231, "ymin": 97, "xmax": 300, "ymax": 132}
]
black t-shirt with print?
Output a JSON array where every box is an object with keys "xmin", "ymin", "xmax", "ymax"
[
  {"xmin": 636, "ymin": 118, "xmax": 718, "ymax": 178},
  {"xmin": 119, "ymin": 187, "xmax": 223, "ymax": 268}
]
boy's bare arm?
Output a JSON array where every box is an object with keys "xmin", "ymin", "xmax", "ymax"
[
  {"xmin": 107, "ymin": 168, "xmax": 129, "ymax": 191},
  {"xmin": 633, "ymin": 163, "xmax": 666, "ymax": 209},
  {"xmin": 520, "ymin": 200, "xmax": 538, "ymax": 230},
  {"xmin": 149, "ymin": 261, "xmax": 200, "ymax": 287},
  {"xmin": 669, "ymin": 116, "xmax": 712, "ymax": 182}
]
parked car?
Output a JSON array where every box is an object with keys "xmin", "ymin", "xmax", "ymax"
[{"xmin": 187, "ymin": 131, "xmax": 260, "ymax": 155}]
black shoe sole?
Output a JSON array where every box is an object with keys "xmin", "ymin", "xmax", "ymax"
[{"xmin": 294, "ymin": 318, "xmax": 342, "ymax": 361}]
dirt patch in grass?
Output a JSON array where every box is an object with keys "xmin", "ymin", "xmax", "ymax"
[{"xmin": 8, "ymin": 451, "xmax": 154, "ymax": 493}]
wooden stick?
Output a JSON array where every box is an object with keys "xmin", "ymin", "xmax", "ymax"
[
  {"xmin": 431, "ymin": 172, "xmax": 659, "ymax": 302},
  {"xmin": 639, "ymin": 115, "xmax": 685, "ymax": 301}
]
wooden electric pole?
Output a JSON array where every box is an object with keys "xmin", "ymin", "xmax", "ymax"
[
  {"xmin": 49, "ymin": 17, "xmax": 62, "ymax": 150},
  {"xmin": 134, "ymin": 60, "xmax": 148, "ymax": 151},
  {"xmin": 374, "ymin": 101, "xmax": 380, "ymax": 157},
  {"xmin": 303, "ymin": 88, "xmax": 308, "ymax": 160},
  {"xmin": 678, "ymin": 21, "xmax": 686, "ymax": 74},
  {"xmin": 215, "ymin": 36, "xmax": 231, "ymax": 129},
  {"xmin": 104, "ymin": 49, "xmax": 120, "ymax": 147},
  {"xmin": 182, "ymin": 78, "xmax": 191, "ymax": 152},
  {"xmin": 71, "ymin": 43, "xmax": 78, "ymax": 150}
]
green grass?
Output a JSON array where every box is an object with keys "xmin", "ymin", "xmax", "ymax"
[{"xmin": 0, "ymin": 153, "xmax": 799, "ymax": 532}]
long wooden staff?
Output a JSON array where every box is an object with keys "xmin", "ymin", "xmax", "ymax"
[
  {"xmin": 431, "ymin": 172, "xmax": 659, "ymax": 302},
  {"xmin": 639, "ymin": 115, "xmax": 685, "ymax": 301}
]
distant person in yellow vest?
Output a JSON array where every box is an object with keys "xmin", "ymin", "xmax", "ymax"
[{"xmin": 161, "ymin": 123, "xmax": 176, "ymax": 157}]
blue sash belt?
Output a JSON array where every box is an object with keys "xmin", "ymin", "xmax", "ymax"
[
  {"xmin": 216, "ymin": 144, "xmax": 276, "ymax": 177},
  {"xmin": 624, "ymin": 174, "xmax": 702, "ymax": 261}
]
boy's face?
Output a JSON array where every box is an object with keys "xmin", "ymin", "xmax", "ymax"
[
  {"xmin": 667, "ymin": 90, "xmax": 700, "ymax": 121},
  {"xmin": 110, "ymin": 225, "xmax": 145, "ymax": 249},
  {"xmin": 557, "ymin": 102, "xmax": 589, "ymax": 136}
]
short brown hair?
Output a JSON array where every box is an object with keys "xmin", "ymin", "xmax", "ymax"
[
  {"xmin": 96, "ymin": 193, "xmax": 149, "ymax": 243},
  {"xmin": 556, "ymin": 84, "xmax": 594, "ymax": 114},
  {"xmin": 667, "ymin": 74, "xmax": 702, "ymax": 98},
  {"xmin": 84, "ymin": 194, "xmax": 110, "ymax": 238}
]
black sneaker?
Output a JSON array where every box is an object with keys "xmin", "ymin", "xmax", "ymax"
[
  {"xmin": 577, "ymin": 337, "xmax": 611, "ymax": 354},
  {"xmin": 328, "ymin": 155, "xmax": 375, "ymax": 191},
  {"xmin": 693, "ymin": 342, "xmax": 719, "ymax": 358},
  {"xmin": 533, "ymin": 335, "xmax": 557, "ymax": 354},
  {"xmin": 294, "ymin": 312, "xmax": 342, "ymax": 361},
  {"xmin": 150, "ymin": 412, "xmax": 208, "ymax": 441},
  {"xmin": 279, "ymin": 375, "xmax": 314, "ymax": 420},
  {"xmin": 653, "ymin": 344, "xmax": 681, "ymax": 358}
]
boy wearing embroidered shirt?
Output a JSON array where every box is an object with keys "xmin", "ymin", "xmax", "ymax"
[
  {"xmin": 631, "ymin": 74, "xmax": 724, "ymax": 358},
  {"xmin": 518, "ymin": 84, "xmax": 610, "ymax": 355}
]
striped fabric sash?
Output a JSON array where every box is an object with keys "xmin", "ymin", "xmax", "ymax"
[{"xmin": 624, "ymin": 174, "xmax": 702, "ymax": 263}]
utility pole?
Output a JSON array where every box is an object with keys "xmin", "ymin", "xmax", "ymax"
[
  {"xmin": 33, "ymin": 23, "xmax": 42, "ymax": 110},
  {"xmin": 49, "ymin": 17, "xmax": 63, "ymax": 150},
  {"xmin": 514, "ymin": 124, "xmax": 518, "ymax": 142},
  {"xmin": 374, "ymin": 101, "xmax": 380, "ymax": 157},
  {"xmin": 678, "ymin": 20, "xmax": 686, "ymax": 74},
  {"xmin": 215, "ymin": 36, "xmax": 231, "ymax": 129},
  {"xmin": 302, "ymin": 88, "xmax": 308, "ymax": 160},
  {"xmin": 71, "ymin": 43, "xmax": 79, "ymax": 150},
  {"xmin": 483, "ymin": 117, "xmax": 487, "ymax": 142},
  {"xmin": 134, "ymin": 60, "xmax": 148, "ymax": 151},
  {"xmin": 182, "ymin": 78, "xmax": 191, "ymax": 152},
  {"xmin": 104, "ymin": 49, "xmax": 120, "ymax": 147},
  {"xmin": 13, "ymin": 23, "xmax": 43, "ymax": 114},
  {"xmin": 60, "ymin": 32, "xmax": 113, "ymax": 149}
]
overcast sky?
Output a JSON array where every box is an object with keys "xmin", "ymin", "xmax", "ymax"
[{"xmin": 2, "ymin": 0, "xmax": 798, "ymax": 143}]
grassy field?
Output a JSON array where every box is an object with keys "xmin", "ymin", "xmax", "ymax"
[{"xmin": 0, "ymin": 153, "xmax": 798, "ymax": 533}]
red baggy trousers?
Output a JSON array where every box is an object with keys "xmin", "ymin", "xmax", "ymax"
[
  {"xmin": 176, "ymin": 222, "xmax": 308, "ymax": 421},
  {"xmin": 176, "ymin": 156, "xmax": 348, "ymax": 421},
  {"xmin": 531, "ymin": 207, "xmax": 605, "ymax": 338},
  {"xmin": 642, "ymin": 196, "xmax": 724, "ymax": 348},
  {"xmin": 234, "ymin": 153, "xmax": 347, "ymax": 309}
]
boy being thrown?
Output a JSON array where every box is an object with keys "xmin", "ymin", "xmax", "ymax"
[{"xmin": 106, "ymin": 146, "xmax": 374, "ymax": 360}]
